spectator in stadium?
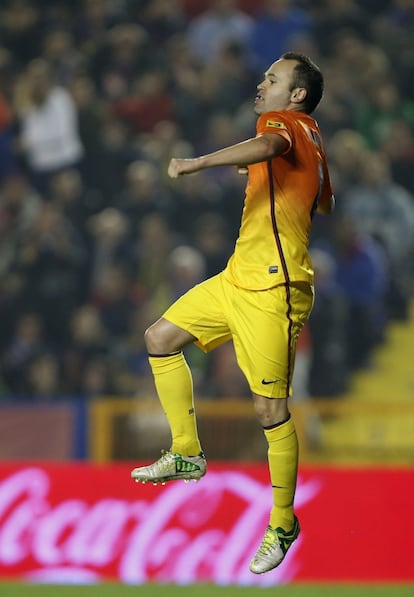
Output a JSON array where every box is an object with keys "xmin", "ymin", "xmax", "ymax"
[
  {"xmin": 1, "ymin": 312, "xmax": 48, "ymax": 395},
  {"xmin": 379, "ymin": 118, "xmax": 414, "ymax": 192},
  {"xmin": 87, "ymin": 207, "xmax": 132, "ymax": 299},
  {"xmin": 62, "ymin": 304, "xmax": 109, "ymax": 395},
  {"xmin": 88, "ymin": 23, "xmax": 154, "ymax": 92},
  {"xmin": 132, "ymin": 0, "xmax": 187, "ymax": 45},
  {"xmin": 248, "ymin": 0, "xmax": 313, "ymax": 74},
  {"xmin": 186, "ymin": 0, "xmax": 253, "ymax": 65},
  {"xmin": 131, "ymin": 212, "xmax": 177, "ymax": 310},
  {"xmin": 13, "ymin": 58, "xmax": 84, "ymax": 195},
  {"xmin": 10, "ymin": 201, "xmax": 88, "ymax": 346},
  {"xmin": 192, "ymin": 212, "xmax": 233, "ymax": 279},
  {"xmin": 48, "ymin": 168, "xmax": 104, "ymax": 255},
  {"xmin": 200, "ymin": 40, "xmax": 258, "ymax": 115},
  {"xmin": 333, "ymin": 213, "xmax": 389, "ymax": 371},
  {"xmin": 91, "ymin": 262, "xmax": 137, "ymax": 341},
  {"xmin": 0, "ymin": 0, "xmax": 44, "ymax": 67},
  {"xmin": 110, "ymin": 68, "xmax": 175, "ymax": 135},
  {"xmin": 115, "ymin": 159, "xmax": 172, "ymax": 239},
  {"xmin": 163, "ymin": 33, "xmax": 208, "ymax": 144},
  {"xmin": 312, "ymin": 0, "xmax": 368, "ymax": 56},
  {"xmin": 307, "ymin": 247, "xmax": 349, "ymax": 397},
  {"xmin": 26, "ymin": 351, "xmax": 61, "ymax": 400},
  {"xmin": 341, "ymin": 151, "xmax": 414, "ymax": 320},
  {"xmin": 69, "ymin": 74, "xmax": 108, "ymax": 193},
  {"xmin": 41, "ymin": 27, "xmax": 85, "ymax": 87},
  {"xmin": 355, "ymin": 81, "xmax": 414, "ymax": 150}
]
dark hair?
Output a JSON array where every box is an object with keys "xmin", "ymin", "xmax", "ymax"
[{"xmin": 280, "ymin": 52, "xmax": 324, "ymax": 114}]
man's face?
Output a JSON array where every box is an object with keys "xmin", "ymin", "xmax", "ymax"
[{"xmin": 254, "ymin": 59, "xmax": 298, "ymax": 114}]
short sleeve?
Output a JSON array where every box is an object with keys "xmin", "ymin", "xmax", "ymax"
[{"xmin": 256, "ymin": 111, "xmax": 293, "ymax": 153}]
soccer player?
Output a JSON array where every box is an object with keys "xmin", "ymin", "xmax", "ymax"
[{"xmin": 131, "ymin": 52, "xmax": 335, "ymax": 574}]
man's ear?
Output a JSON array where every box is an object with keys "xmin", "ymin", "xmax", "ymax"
[{"xmin": 291, "ymin": 87, "xmax": 307, "ymax": 104}]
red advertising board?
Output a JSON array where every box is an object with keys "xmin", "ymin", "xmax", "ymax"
[{"xmin": 0, "ymin": 462, "xmax": 412, "ymax": 585}]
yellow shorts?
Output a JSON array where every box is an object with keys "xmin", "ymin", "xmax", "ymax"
[{"xmin": 163, "ymin": 272, "xmax": 314, "ymax": 398}]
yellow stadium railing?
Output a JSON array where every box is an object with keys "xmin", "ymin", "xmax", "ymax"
[{"xmin": 88, "ymin": 396, "xmax": 414, "ymax": 466}]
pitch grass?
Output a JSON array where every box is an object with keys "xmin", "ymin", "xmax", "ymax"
[{"xmin": 0, "ymin": 583, "xmax": 413, "ymax": 597}]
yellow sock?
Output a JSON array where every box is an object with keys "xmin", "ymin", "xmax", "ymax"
[
  {"xmin": 264, "ymin": 416, "xmax": 298, "ymax": 531},
  {"xmin": 148, "ymin": 352, "xmax": 201, "ymax": 456}
]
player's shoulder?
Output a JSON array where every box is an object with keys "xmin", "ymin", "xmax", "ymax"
[
  {"xmin": 256, "ymin": 111, "xmax": 293, "ymax": 138},
  {"xmin": 257, "ymin": 110, "xmax": 316, "ymax": 130}
]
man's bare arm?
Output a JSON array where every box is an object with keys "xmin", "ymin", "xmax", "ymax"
[{"xmin": 168, "ymin": 134, "xmax": 289, "ymax": 178}]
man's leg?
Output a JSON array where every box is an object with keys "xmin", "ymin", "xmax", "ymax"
[
  {"xmin": 146, "ymin": 317, "xmax": 202, "ymax": 457},
  {"xmin": 249, "ymin": 395, "xmax": 300, "ymax": 574},
  {"xmin": 254, "ymin": 395, "xmax": 298, "ymax": 530},
  {"xmin": 131, "ymin": 317, "xmax": 206, "ymax": 484},
  {"xmin": 132, "ymin": 274, "xmax": 233, "ymax": 484}
]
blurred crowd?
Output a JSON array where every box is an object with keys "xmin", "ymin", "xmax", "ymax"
[{"xmin": 0, "ymin": 0, "xmax": 413, "ymax": 401}]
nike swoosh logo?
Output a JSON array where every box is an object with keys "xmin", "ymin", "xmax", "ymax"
[{"xmin": 261, "ymin": 379, "xmax": 280, "ymax": 385}]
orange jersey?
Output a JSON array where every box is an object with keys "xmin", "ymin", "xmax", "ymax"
[{"xmin": 224, "ymin": 110, "xmax": 333, "ymax": 290}]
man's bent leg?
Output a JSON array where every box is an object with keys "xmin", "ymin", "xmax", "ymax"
[
  {"xmin": 250, "ymin": 395, "xmax": 300, "ymax": 574},
  {"xmin": 131, "ymin": 318, "xmax": 206, "ymax": 485},
  {"xmin": 145, "ymin": 318, "xmax": 203, "ymax": 457}
]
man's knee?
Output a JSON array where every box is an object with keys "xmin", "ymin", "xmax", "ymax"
[
  {"xmin": 144, "ymin": 318, "xmax": 195, "ymax": 354},
  {"xmin": 144, "ymin": 321, "xmax": 168, "ymax": 354},
  {"xmin": 253, "ymin": 395, "xmax": 289, "ymax": 427}
]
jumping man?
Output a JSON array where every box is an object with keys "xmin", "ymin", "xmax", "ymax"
[{"xmin": 131, "ymin": 52, "xmax": 335, "ymax": 574}]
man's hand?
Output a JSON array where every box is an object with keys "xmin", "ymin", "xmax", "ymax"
[{"xmin": 168, "ymin": 158, "xmax": 202, "ymax": 178}]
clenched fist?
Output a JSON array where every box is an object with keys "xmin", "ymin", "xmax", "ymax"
[{"xmin": 168, "ymin": 158, "xmax": 202, "ymax": 178}]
